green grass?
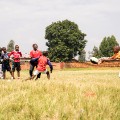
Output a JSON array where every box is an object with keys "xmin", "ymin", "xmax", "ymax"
[{"xmin": 0, "ymin": 68, "xmax": 120, "ymax": 120}]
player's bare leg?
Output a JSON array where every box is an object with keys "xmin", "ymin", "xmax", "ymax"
[
  {"xmin": 12, "ymin": 72, "xmax": 15, "ymax": 79},
  {"xmin": 3, "ymin": 72, "xmax": 6, "ymax": 79},
  {"xmin": 46, "ymin": 71, "xmax": 50, "ymax": 79},
  {"xmin": 17, "ymin": 71, "xmax": 20, "ymax": 79}
]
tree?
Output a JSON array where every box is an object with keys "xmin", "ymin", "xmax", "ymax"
[
  {"xmin": 99, "ymin": 35, "xmax": 119, "ymax": 57},
  {"xmin": 7, "ymin": 40, "xmax": 15, "ymax": 52},
  {"xmin": 78, "ymin": 49, "xmax": 86, "ymax": 62},
  {"xmin": 91, "ymin": 46, "xmax": 101, "ymax": 58},
  {"xmin": 45, "ymin": 20, "xmax": 87, "ymax": 62}
]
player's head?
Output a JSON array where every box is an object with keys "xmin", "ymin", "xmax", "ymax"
[
  {"xmin": 113, "ymin": 46, "xmax": 120, "ymax": 53},
  {"xmin": 42, "ymin": 51, "xmax": 48, "ymax": 56},
  {"xmin": 2, "ymin": 47, "xmax": 6, "ymax": 53},
  {"xmin": 33, "ymin": 44, "xmax": 38, "ymax": 50},
  {"xmin": 0, "ymin": 47, "xmax": 2, "ymax": 56},
  {"xmin": 15, "ymin": 45, "xmax": 19, "ymax": 51}
]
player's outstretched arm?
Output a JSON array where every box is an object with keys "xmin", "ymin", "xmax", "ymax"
[{"xmin": 47, "ymin": 60, "xmax": 53, "ymax": 73}]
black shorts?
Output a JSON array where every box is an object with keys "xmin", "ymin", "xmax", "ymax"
[
  {"xmin": 2, "ymin": 63, "xmax": 11, "ymax": 72},
  {"xmin": 12, "ymin": 62, "xmax": 21, "ymax": 72}
]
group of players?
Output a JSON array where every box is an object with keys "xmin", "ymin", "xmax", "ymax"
[
  {"xmin": 1, "ymin": 44, "xmax": 120, "ymax": 80},
  {"xmin": 0, "ymin": 44, "xmax": 53, "ymax": 80}
]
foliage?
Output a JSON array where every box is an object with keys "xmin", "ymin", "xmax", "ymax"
[
  {"xmin": 7, "ymin": 40, "xmax": 15, "ymax": 52},
  {"xmin": 90, "ymin": 35, "xmax": 119, "ymax": 59},
  {"xmin": 45, "ymin": 20, "xmax": 87, "ymax": 62},
  {"xmin": 91, "ymin": 46, "xmax": 101, "ymax": 58},
  {"xmin": 99, "ymin": 35, "xmax": 119, "ymax": 57},
  {"xmin": 78, "ymin": 49, "xmax": 86, "ymax": 62}
]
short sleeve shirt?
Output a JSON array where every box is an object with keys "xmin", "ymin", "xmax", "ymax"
[
  {"xmin": 37, "ymin": 56, "xmax": 48, "ymax": 71},
  {"xmin": 9, "ymin": 51, "xmax": 22, "ymax": 62},
  {"xmin": 30, "ymin": 50, "xmax": 42, "ymax": 58}
]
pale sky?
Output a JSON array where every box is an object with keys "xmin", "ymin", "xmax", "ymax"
[{"xmin": 0, "ymin": 0, "xmax": 120, "ymax": 58}]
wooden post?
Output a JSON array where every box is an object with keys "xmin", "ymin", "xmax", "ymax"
[{"xmin": 60, "ymin": 62, "xmax": 64, "ymax": 69}]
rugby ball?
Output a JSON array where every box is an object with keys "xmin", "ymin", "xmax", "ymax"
[{"xmin": 90, "ymin": 57, "xmax": 99, "ymax": 64}]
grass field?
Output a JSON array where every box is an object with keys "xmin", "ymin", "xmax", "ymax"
[{"xmin": 0, "ymin": 68, "xmax": 120, "ymax": 120}]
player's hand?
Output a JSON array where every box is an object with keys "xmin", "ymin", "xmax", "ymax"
[
  {"xmin": 1, "ymin": 59, "xmax": 3, "ymax": 62},
  {"xmin": 9, "ymin": 58, "xmax": 14, "ymax": 62}
]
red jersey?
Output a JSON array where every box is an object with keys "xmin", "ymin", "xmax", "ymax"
[
  {"xmin": 37, "ymin": 56, "xmax": 48, "ymax": 71},
  {"xmin": 9, "ymin": 51, "xmax": 22, "ymax": 62},
  {"xmin": 30, "ymin": 50, "xmax": 42, "ymax": 58},
  {"xmin": 111, "ymin": 51, "xmax": 120, "ymax": 59}
]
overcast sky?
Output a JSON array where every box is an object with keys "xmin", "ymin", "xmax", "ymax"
[{"xmin": 0, "ymin": 0, "xmax": 120, "ymax": 58}]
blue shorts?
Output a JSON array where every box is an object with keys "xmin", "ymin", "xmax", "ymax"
[{"xmin": 2, "ymin": 63, "xmax": 11, "ymax": 72}]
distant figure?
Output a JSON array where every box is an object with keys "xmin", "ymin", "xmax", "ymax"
[
  {"xmin": 90, "ymin": 46, "xmax": 120, "ymax": 64},
  {"xmin": 98, "ymin": 46, "xmax": 120, "ymax": 64},
  {"xmin": 9, "ymin": 45, "xmax": 22, "ymax": 79},
  {"xmin": 27, "ymin": 51, "xmax": 53, "ymax": 80},
  {"xmin": 29, "ymin": 44, "xmax": 42, "ymax": 80},
  {"xmin": 1, "ymin": 47, "xmax": 13, "ymax": 79}
]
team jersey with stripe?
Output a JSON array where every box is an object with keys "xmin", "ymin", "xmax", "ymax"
[{"xmin": 9, "ymin": 51, "xmax": 22, "ymax": 62}]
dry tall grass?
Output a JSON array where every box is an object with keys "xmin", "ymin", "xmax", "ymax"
[{"xmin": 0, "ymin": 68, "xmax": 120, "ymax": 120}]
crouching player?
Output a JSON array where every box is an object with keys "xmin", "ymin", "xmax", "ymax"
[
  {"xmin": 28, "ymin": 51, "xmax": 53, "ymax": 80},
  {"xmin": 1, "ymin": 47, "xmax": 13, "ymax": 79}
]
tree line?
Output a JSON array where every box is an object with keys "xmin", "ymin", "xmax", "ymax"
[
  {"xmin": 89, "ymin": 35, "xmax": 119, "ymax": 59},
  {"xmin": 45, "ymin": 19, "xmax": 119, "ymax": 62},
  {"xmin": 0, "ymin": 40, "xmax": 15, "ymax": 53},
  {"xmin": 2, "ymin": 20, "xmax": 119, "ymax": 62}
]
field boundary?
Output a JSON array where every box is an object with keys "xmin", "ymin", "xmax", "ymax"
[{"xmin": 19, "ymin": 58, "xmax": 120, "ymax": 70}]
